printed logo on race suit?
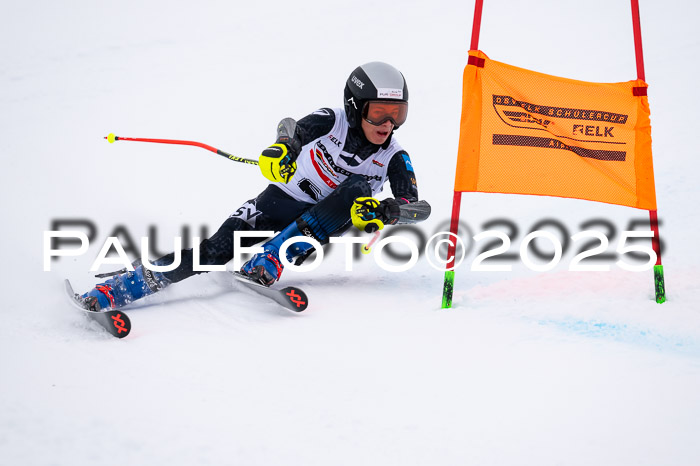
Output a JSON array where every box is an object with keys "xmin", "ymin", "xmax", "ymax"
[
  {"xmin": 229, "ymin": 200, "xmax": 262, "ymax": 227},
  {"xmin": 339, "ymin": 151, "xmax": 364, "ymax": 167},
  {"xmin": 328, "ymin": 134, "xmax": 342, "ymax": 147},
  {"xmin": 310, "ymin": 144, "xmax": 340, "ymax": 189},
  {"xmin": 402, "ymin": 153, "xmax": 414, "ymax": 172},
  {"xmin": 297, "ymin": 178, "xmax": 323, "ymax": 202},
  {"xmin": 315, "ymin": 141, "xmax": 382, "ymax": 183}
]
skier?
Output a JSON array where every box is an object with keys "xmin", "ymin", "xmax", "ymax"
[{"xmin": 79, "ymin": 62, "xmax": 431, "ymax": 311}]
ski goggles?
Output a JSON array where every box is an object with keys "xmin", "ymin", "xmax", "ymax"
[{"xmin": 362, "ymin": 100, "xmax": 408, "ymax": 127}]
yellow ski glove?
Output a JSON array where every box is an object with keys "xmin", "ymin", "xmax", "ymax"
[
  {"xmin": 351, "ymin": 197, "xmax": 401, "ymax": 233},
  {"xmin": 259, "ymin": 143, "xmax": 297, "ymax": 183}
]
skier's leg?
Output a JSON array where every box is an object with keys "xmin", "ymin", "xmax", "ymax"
[
  {"xmin": 157, "ymin": 217, "xmax": 253, "ymax": 284},
  {"xmin": 160, "ymin": 185, "xmax": 312, "ymax": 283},
  {"xmin": 80, "ymin": 186, "xmax": 310, "ymax": 310},
  {"xmin": 242, "ymin": 174, "xmax": 372, "ymax": 285}
]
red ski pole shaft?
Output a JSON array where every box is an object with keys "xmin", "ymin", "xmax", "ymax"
[{"xmin": 105, "ymin": 133, "xmax": 259, "ymax": 166}]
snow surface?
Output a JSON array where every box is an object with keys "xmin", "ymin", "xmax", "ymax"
[{"xmin": 2, "ymin": 1, "xmax": 700, "ymax": 465}]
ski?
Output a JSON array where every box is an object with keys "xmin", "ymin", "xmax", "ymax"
[
  {"xmin": 231, "ymin": 272, "xmax": 308, "ymax": 312},
  {"xmin": 63, "ymin": 279, "xmax": 132, "ymax": 338}
]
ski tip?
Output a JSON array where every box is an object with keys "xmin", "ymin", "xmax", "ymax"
[
  {"xmin": 231, "ymin": 272, "xmax": 309, "ymax": 313},
  {"xmin": 102, "ymin": 310, "xmax": 132, "ymax": 338},
  {"xmin": 280, "ymin": 287, "xmax": 308, "ymax": 312}
]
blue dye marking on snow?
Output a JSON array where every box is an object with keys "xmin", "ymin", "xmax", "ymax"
[{"xmin": 535, "ymin": 318, "xmax": 700, "ymax": 358}]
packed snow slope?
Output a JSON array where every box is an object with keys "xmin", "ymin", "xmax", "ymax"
[{"xmin": 2, "ymin": 1, "xmax": 699, "ymax": 465}]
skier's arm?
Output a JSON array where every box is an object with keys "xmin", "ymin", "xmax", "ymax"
[
  {"xmin": 350, "ymin": 151, "xmax": 431, "ymax": 233},
  {"xmin": 295, "ymin": 108, "xmax": 336, "ymax": 145},
  {"xmin": 259, "ymin": 118, "xmax": 300, "ymax": 183},
  {"xmin": 258, "ymin": 109, "xmax": 336, "ymax": 183},
  {"xmin": 384, "ymin": 150, "xmax": 430, "ymax": 224}
]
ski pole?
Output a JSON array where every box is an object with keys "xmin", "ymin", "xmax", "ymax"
[
  {"xmin": 104, "ymin": 133, "xmax": 259, "ymax": 166},
  {"xmin": 361, "ymin": 230, "xmax": 381, "ymax": 255}
]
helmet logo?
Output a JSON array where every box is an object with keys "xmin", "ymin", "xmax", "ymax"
[
  {"xmin": 377, "ymin": 88, "xmax": 404, "ymax": 99},
  {"xmin": 347, "ymin": 96, "xmax": 357, "ymax": 109},
  {"xmin": 351, "ymin": 75, "xmax": 365, "ymax": 89}
]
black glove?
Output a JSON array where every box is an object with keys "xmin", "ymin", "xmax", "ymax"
[{"xmin": 351, "ymin": 197, "xmax": 402, "ymax": 233}]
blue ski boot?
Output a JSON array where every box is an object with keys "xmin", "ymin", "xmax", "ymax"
[
  {"xmin": 81, "ymin": 264, "xmax": 171, "ymax": 311},
  {"xmin": 241, "ymin": 221, "xmax": 316, "ymax": 287}
]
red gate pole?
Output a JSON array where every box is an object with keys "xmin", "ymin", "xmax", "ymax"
[
  {"xmin": 631, "ymin": 0, "xmax": 666, "ymax": 303},
  {"xmin": 442, "ymin": 0, "xmax": 484, "ymax": 308}
]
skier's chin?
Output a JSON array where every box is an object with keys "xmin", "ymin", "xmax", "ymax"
[{"xmin": 366, "ymin": 128, "xmax": 392, "ymax": 145}]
